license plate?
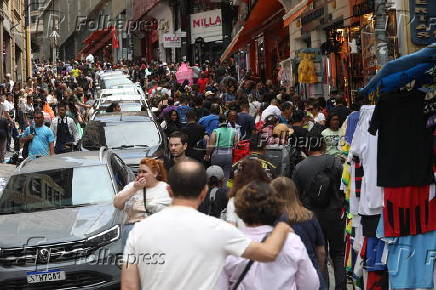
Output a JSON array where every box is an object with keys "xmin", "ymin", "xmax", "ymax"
[{"xmin": 26, "ymin": 269, "xmax": 66, "ymax": 283}]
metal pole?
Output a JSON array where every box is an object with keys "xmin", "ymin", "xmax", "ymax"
[
  {"xmin": 0, "ymin": 15, "xmax": 4, "ymax": 82},
  {"xmin": 374, "ymin": 0, "xmax": 389, "ymax": 69},
  {"xmin": 25, "ymin": 0, "xmax": 32, "ymax": 78}
]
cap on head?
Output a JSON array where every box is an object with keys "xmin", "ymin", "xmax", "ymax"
[{"xmin": 206, "ymin": 165, "xmax": 224, "ymax": 181}]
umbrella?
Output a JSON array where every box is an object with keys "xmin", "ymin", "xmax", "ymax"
[{"xmin": 359, "ymin": 43, "xmax": 436, "ymax": 97}]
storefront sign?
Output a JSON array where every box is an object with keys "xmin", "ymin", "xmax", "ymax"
[
  {"xmin": 190, "ymin": 9, "xmax": 223, "ymax": 44},
  {"xmin": 410, "ymin": 0, "xmax": 436, "ymax": 45},
  {"xmin": 301, "ymin": 7, "xmax": 324, "ymax": 25},
  {"xmin": 162, "ymin": 34, "xmax": 181, "ymax": 48},
  {"xmin": 353, "ymin": 0, "xmax": 374, "ymax": 17}
]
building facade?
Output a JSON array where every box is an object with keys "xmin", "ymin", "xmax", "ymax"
[
  {"xmin": 0, "ymin": 0, "xmax": 28, "ymax": 82},
  {"xmin": 222, "ymin": 0, "xmax": 433, "ymax": 100}
]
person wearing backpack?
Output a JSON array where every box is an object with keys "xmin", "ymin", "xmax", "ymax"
[
  {"xmin": 291, "ymin": 131, "xmax": 346, "ymax": 290},
  {"xmin": 198, "ymin": 165, "xmax": 228, "ymax": 219}
]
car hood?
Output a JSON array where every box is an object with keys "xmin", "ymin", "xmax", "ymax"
[
  {"xmin": 112, "ymin": 146, "xmax": 162, "ymax": 166},
  {"xmin": 0, "ymin": 203, "xmax": 118, "ymax": 247}
]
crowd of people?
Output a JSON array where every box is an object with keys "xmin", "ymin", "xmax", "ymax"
[{"xmin": 0, "ymin": 57, "xmax": 361, "ymax": 289}]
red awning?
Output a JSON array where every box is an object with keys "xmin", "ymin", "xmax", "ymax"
[
  {"xmin": 132, "ymin": 0, "xmax": 159, "ymax": 21},
  {"xmin": 220, "ymin": 0, "xmax": 284, "ymax": 62},
  {"xmin": 83, "ymin": 29, "xmax": 108, "ymax": 45},
  {"xmin": 80, "ymin": 27, "xmax": 114, "ymax": 56},
  {"xmin": 283, "ymin": 0, "xmax": 313, "ymax": 27}
]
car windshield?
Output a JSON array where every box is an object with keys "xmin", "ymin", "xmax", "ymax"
[
  {"xmin": 103, "ymin": 78, "xmax": 132, "ymax": 89},
  {"xmin": 104, "ymin": 122, "xmax": 160, "ymax": 148},
  {"xmin": 0, "ymin": 166, "xmax": 114, "ymax": 214}
]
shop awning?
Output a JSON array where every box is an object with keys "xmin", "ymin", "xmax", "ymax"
[
  {"xmin": 83, "ymin": 29, "xmax": 109, "ymax": 45},
  {"xmin": 220, "ymin": 0, "xmax": 284, "ymax": 62},
  {"xmin": 220, "ymin": 26, "xmax": 245, "ymax": 62},
  {"xmin": 80, "ymin": 27, "xmax": 114, "ymax": 56},
  {"xmin": 283, "ymin": 0, "xmax": 313, "ymax": 27},
  {"xmin": 132, "ymin": 0, "xmax": 159, "ymax": 21}
]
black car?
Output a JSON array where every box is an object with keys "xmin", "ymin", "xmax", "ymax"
[{"xmin": 81, "ymin": 111, "xmax": 169, "ymax": 172}]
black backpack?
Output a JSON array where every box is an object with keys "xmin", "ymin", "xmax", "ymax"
[{"xmin": 305, "ymin": 155, "xmax": 339, "ymax": 209}]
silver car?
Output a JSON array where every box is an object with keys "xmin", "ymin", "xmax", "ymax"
[{"xmin": 0, "ymin": 150, "xmax": 134, "ymax": 289}]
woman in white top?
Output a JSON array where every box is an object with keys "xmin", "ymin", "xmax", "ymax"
[
  {"xmin": 308, "ymin": 103, "xmax": 326, "ymax": 126},
  {"xmin": 113, "ymin": 158, "xmax": 172, "ymax": 244},
  {"xmin": 218, "ymin": 181, "xmax": 319, "ymax": 290},
  {"xmin": 227, "ymin": 158, "xmax": 271, "ymax": 228}
]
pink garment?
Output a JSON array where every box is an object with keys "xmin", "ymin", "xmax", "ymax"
[
  {"xmin": 175, "ymin": 63, "xmax": 193, "ymax": 85},
  {"xmin": 217, "ymin": 225, "xmax": 319, "ymax": 290}
]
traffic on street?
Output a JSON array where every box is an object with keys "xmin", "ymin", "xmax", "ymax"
[{"xmin": 0, "ymin": 0, "xmax": 435, "ymax": 290}]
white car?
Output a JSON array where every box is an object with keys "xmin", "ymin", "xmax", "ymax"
[
  {"xmin": 89, "ymin": 93, "xmax": 151, "ymax": 119},
  {"xmin": 96, "ymin": 86, "xmax": 146, "ymax": 100}
]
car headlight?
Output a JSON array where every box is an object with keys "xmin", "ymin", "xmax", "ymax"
[{"xmin": 85, "ymin": 225, "xmax": 120, "ymax": 248}]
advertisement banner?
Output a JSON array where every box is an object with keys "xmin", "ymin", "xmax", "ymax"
[
  {"xmin": 162, "ymin": 34, "xmax": 182, "ymax": 48},
  {"xmin": 190, "ymin": 9, "xmax": 223, "ymax": 44}
]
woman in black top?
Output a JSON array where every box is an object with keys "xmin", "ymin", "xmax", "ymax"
[{"xmin": 161, "ymin": 109, "xmax": 181, "ymax": 136}]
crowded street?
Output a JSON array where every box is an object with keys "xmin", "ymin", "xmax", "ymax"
[{"xmin": 0, "ymin": 0, "xmax": 435, "ymax": 290}]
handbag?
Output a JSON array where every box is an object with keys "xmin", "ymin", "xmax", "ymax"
[
  {"xmin": 232, "ymin": 233, "xmax": 270, "ymax": 290},
  {"xmin": 232, "ymin": 140, "xmax": 250, "ymax": 163}
]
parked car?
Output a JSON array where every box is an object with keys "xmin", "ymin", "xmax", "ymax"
[
  {"xmin": 81, "ymin": 112, "xmax": 169, "ymax": 172},
  {"xmin": 100, "ymin": 76, "xmax": 133, "ymax": 90},
  {"xmin": 88, "ymin": 94, "xmax": 151, "ymax": 119},
  {"xmin": 0, "ymin": 150, "xmax": 134, "ymax": 289}
]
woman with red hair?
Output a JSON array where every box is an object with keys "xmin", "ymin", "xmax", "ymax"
[{"xmin": 114, "ymin": 158, "xmax": 171, "ymax": 243}]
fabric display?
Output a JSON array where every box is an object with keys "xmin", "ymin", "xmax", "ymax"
[
  {"xmin": 347, "ymin": 47, "xmax": 436, "ymax": 289},
  {"xmin": 377, "ymin": 217, "xmax": 436, "ymax": 289},
  {"xmin": 341, "ymin": 88, "xmax": 435, "ymax": 289},
  {"xmin": 368, "ymin": 90, "xmax": 434, "ymax": 187},
  {"xmin": 383, "ymin": 185, "xmax": 436, "ymax": 237},
  {"xmin": 350, "ymin": 105, "xmax": 383, "ymax": 216}
]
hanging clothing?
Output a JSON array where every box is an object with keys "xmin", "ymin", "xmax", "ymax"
[
  {"xmin": 350, "ymin": 105, "xmax": 383, "ymax": 215},
  {"xmin": 298, "ymin": 53, "xmax": 318, "ymax": 84},
  {"xmin": 383, "ymin": 185, "xmax": 436, "ymax": 237},
  {"xmin": 345, "ymin": 111, "xmax": 360, "ymax": 144},
  {"xmin": 368, "ymin": 90, "xmax": 433, "ymax": 187},
  {"xmin": 377, "ymin": 217, "xmax": 436, "ymax": 289}
]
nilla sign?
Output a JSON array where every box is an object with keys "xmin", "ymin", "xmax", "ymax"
[
  {"xmin": 192, "ymin": 15, "xmax": 222, "ymax": 28},
  {"xmin": 190, "ymin": 9, "xmax": 223, "ymax": 44},
  {"xmin": 163, "ymin": 34, "xmax": 181, "ymax": 48}
]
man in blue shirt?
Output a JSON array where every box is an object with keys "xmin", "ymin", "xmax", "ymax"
[
  {"xmin": 21, "ymin": 110, "xmax": 55, "ymax": 159},
  {"xmin": 176, "ymin": 97, "xmax": 191, "ymax": 126},
  {"xmin": 198, "ymin": 104, "xmax": 220, "ymax": 135}
]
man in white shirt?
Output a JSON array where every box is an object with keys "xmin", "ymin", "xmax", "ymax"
[
  {"xmin": 2, "ymin": 94, "xmax": 14, "ymax": 113},
  {"xmin": 5, "ymin": 74, "xmax": 14, "ymax": 93},
  {"xmin": 261, "ymin": 99, "xmax": 282, "ymax": 122},
  {"xmin": 122, "ymin": 160, "xmax": 291, "ymax": 290},
  {"xmin": 85, "ymin": 53, "xmax": 95, "ymax": 64}
]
